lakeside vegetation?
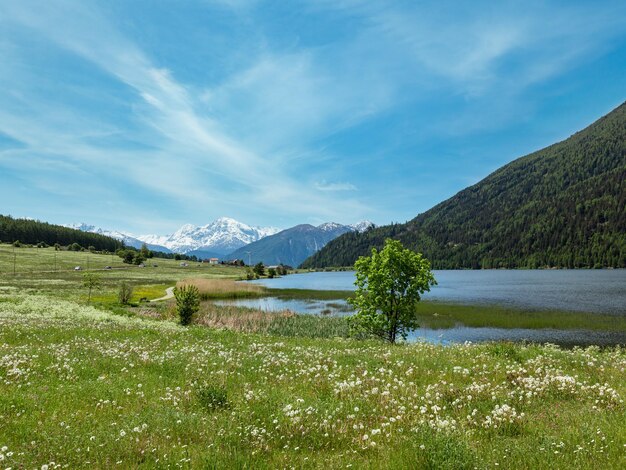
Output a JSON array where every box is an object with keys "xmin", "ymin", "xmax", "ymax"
[{"xmin": 2, "ymin": 243, "xmax": 625, "ymax": 333}]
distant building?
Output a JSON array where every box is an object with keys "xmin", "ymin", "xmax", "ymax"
[{"xmin": 209, "ymin": 258, "xmax": 219, "ymax": 265}]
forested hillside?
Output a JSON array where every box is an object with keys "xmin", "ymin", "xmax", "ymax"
[
  {"xmin": 302, "ymin": 101, "xmax": 626, "ymax": 269},
  {"xmin": 0, "ymin": 215, "xmax": 123, "ymax": 252}
]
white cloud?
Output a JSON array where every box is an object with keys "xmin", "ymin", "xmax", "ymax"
[
  {"xmin": 0, "ymin": 0, "xmax": 373, "ymax": 230},
  {"xmin": 315, "ymin": 181, "xmax": 357, "ymax": 192}
]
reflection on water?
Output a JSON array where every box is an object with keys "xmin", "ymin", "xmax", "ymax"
[
  {"xmin": 214, "ymin": 297, "xmax": 353, "ymax": 316},
  {"xmin": 213, "ymin": 297, "xmax": 626, "ymax": 346}
]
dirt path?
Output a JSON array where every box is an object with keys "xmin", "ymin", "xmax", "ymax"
[{"xmin": 150, "ymin": 286, "xmax": 175, "ymax": 302}]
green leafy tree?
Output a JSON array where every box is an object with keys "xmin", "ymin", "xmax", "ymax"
[
  {"xmin": 348, "ymin": 239, "xmax": 436, "ymax": 343},
  {"xmin": 253, "ymin": 262, "xmax": 265, "ymax": 277},
  {"xmin": 267, "ymin": 267, "xmax": 277, "ymax": 278},
  {"xmin": 82, "ymin": 272, "xmax": 101, "ymax": 303},
  {"xmin": 140, "ymin": 243, "xmax": 151, "ymax": 259},
  {"xmin": 174, "ymin": 284, "xmax": 200, "ymax": 325},
  {"xmin": 118, "ymin": 281, "xmax": 133, "ymax": 305}
]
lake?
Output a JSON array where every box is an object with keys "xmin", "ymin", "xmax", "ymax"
[
  {"xmin": 250, "ymin": 269, "xmax": 626, "ymax": 314},
  {"xmin": 214, "ymin": 270, "xmax": 626, "ymax": 346}
]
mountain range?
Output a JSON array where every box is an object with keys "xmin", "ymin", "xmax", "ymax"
[
  {"xmin": 67, "ymin": 217, "xmax": 374, "ymax": 264},
  {"xmin": 302, "ymin": 101, "xmax": 626, "ymax": 269},
  {"xmin": 136, "ymin": 217, "xmax": 279, "ymax": 255},
  {"xmin": 227, "ymin": 221, "xmax": 374, "ymax": 267}
]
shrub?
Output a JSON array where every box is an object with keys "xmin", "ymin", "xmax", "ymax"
[
  {"xmin": 253, "ymin": 262, "xmax": 265, "ymax": 277},
  {"xmin": 174, "ymin": 284, "xmax": 200, "ymax": 325},
  {"xmin": 267, "ymin": 268, "xmax": 277, "ymax": 278},
  {"xmin": 12, "ymin": 240, "xmax": 21, "ymax": 247},
  {"xmin": 82, "ymin": 272, "xmax": 101, "ymax": 303},
  {"xmin": 118, "ymin": 281, "xmax": 133, "ymax": 305},
  {"xmin": 197, "ymin": 385, "xmax": 229, "ymax": 411}
]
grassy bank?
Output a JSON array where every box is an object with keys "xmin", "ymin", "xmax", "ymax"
[
  {"xmin": 414, "ymin": 301, "xmax": 626, "ymax": 332},
  {"xmin": 1, "ymin": 293, "xmax": 625, "ymax": 469}
]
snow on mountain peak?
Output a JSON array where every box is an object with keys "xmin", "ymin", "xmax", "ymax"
[
  {"xmin": 317, "ymin": 222, "xmax": 343, "ymax": 232},
  {"xmin": 66, "ymin": 217, "xmax": 370, "ymax": 256},
  {"xmin": 350, "ymin": 220, "xmax": 376, "ymax": 232},
  {"xmin": 136, "ymin": 217, "xmax": 280, "ymax": 255}
]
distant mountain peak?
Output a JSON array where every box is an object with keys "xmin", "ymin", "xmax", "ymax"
[
  {"xmin": 136, "ymin": 217, "xmax": 280, "ymax": 255},
  {"xmin": 227, "ymin": 220, "xmax": 376, "ymax": 266},
  {"xmin": 350, "ymin": 220, "xmax": 375, "ymax": 232}
]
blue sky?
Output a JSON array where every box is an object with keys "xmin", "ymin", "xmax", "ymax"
[{"xmin": 0, "ymin": 0, "xmax": 625, "ymax": 234}]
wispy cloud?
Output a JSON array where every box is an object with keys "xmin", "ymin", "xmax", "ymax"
[
  {"xmin": 315, "ymin": 181, "xmax": 357, "ymax": 192},
  {"xmin": 0, "ymin": 0, "xmax": 624, "ymax": 232},
  {"xmin": 0, "ymin": 0, "xmax": 373, "ymax": 230}
]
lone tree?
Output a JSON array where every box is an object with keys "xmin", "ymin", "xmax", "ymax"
[
  {"xmin": 348, "ymin": 239, "xmax": 436, "ymax": 343},
  {"xmin": 174, "ymin": 284, "xmax": 200, "ymax": 325},
  {"xmin": 82, "ymin": 272, "xmax": 101, "ymax": 304},
  {"xmin": 118, "ymin": 281, "xmax": 133, "ymax": 305}
]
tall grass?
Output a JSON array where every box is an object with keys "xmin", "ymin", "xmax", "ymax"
[
  {"xmin": 196, "ymin": 301, "xmax": 350, "ymax": 338},
  {"xmin": 177, "ymin": 278, "xmax": 267, "ymax": 299}
]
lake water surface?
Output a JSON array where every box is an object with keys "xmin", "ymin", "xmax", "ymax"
[
  {"xmin": 250, "ymin": 270, "xmax": 626, "ymax": 314},
  {"xmin": 217, "ymin": 270, "xmax": 626, "ymax": 346}
]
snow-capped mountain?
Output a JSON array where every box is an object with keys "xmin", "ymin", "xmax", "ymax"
[
  {"xmin": 137, "ymin": 217, "xmax": 280, "ymax": 255},
  {"xmin": 66, "ymin": 218, "xmax": 371, "ymax": 260},
  {"xmin": 64, "ymin": 223, "xmax": 171, "ymax": 252},
  {"xmin": 349, "ymin": 220, "xmax": 375, "ymax": 233},
  {"xmin": 67, "ymin": 218, "xmax": 280, "ymax": 255}
]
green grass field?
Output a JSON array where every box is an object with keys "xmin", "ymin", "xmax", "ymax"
[{"xmin": 1, "ymin": 244, "xmax": 625, "ymax": 468}]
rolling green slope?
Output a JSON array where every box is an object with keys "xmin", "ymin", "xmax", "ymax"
[
  {"xmin": 0, "ymin": 215, "xmax": 123, "ymax": 252},
  {"xmin": 302, "ymin": 101, "xmax": 626, "ymax": 269}
]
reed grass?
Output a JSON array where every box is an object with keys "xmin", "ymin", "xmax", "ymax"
[
  {"xmin": 177, "ymin": 278, "xmax": 267, "ymax": 299},
  {"xmin": 195, "ymin": 301, "xmax": 350, "ymax": 338}
]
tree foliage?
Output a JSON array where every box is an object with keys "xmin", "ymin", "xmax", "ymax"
[
  {"xmin": 118, "ymin": 281, "xmax": 133, "ymax": 305},
  {"xmin": 253, "ymin": 262, "xmax": 265, "ymax": 277},
  {"xmin": 174, "ymin": 285, "xmax": 200, "ymax": 326},
  {"xmin": 303, "ymin": 101, "xmax": 626, "ymax": 270},
  {"xmin": 82, "ymin": 273, "xmax": 101, "ymax": 304},
  {"xmin": 348, "ymin": 239, "xmax": 436, "ymax": 343}
]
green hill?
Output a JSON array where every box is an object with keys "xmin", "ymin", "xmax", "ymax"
[
  {"xmin": 0, "ymin": 215, "xmax": 123, "ymax": 252},
  {"xmin": 302, "ymin": 101, "xmax": 626, "ymax": 269}
]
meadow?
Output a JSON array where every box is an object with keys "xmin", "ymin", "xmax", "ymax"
[{"xmin": 1, "ymin": 244, "xmax": 625, "ymax": 468}]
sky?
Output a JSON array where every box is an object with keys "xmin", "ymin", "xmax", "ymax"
[{"xmin": 0, "ymin": 0, "xmax": 625, "ymax": 235}]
